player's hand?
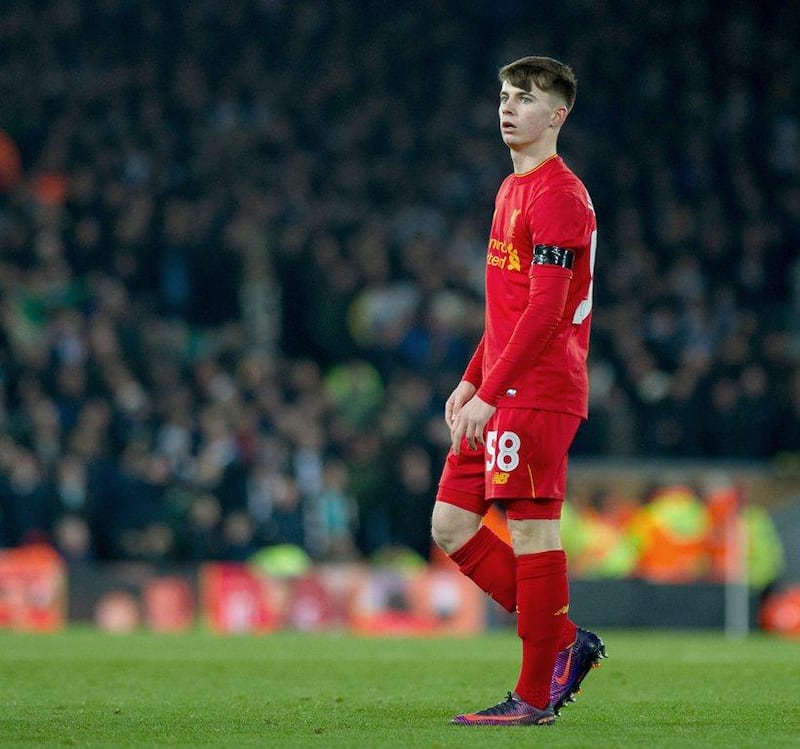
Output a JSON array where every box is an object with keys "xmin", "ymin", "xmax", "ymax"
[
  {"xmin": 450, "ymin": 395, "xmax": 495, "ymax": 455},
  {"xmin": 444, "ymin": 380, "xmax": 477, "ymax": 429}
]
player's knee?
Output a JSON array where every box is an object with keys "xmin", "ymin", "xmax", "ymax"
[
  {"xmin": 508, "ymin": 518, "xmax": 561, "ymax": 555},
  {"xmin": 431, "ymin": 501, "xmax": 481, "ymax": 554}
]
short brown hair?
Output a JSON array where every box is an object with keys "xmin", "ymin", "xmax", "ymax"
[{"xmin": 499, "ymin": 56, "xmax": 577, "ymax": 111}]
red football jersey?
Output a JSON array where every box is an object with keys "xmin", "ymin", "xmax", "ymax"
[{"xmin": 465, "ymin": 155, "xmax": 596, "ymax": 418}]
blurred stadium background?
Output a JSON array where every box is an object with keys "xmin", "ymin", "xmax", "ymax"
[{"xmin": 0, "ymin": 0, "xmax": 798, "ymax": 638}]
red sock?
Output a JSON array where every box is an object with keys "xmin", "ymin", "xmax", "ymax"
[
  {"xmin": 514, "ymin": 550, "xmax": 571, "ymax": 709},
  {"xmin": 560, "ymin": 607, "xmax": 577, "ymax": 650},
  {"xmin": 449, "ymin": 525, "xmax": 516, "ymax": 613}
]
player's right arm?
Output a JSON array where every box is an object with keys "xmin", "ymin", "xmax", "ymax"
[
  {"xmin": 445, "ymin": 381, "xmax": 477, "ymax": 429},
  {"xmin": 445, "ymin": 335, "xmax": 484, "ymax": 428}
]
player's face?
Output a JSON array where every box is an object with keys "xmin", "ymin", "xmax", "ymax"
[{"xmin": 498, "ymin": 80, "xmax": 564, "ymax": 149}]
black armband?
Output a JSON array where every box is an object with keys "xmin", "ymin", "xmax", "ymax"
[{"xmin": 533, "ymin": 244, "xmax": 575, "ymax": 269}]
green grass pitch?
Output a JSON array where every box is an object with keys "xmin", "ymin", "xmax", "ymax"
[{"xmin": 1, "ymin": 628, "xmax": 798, "ymax": 748}]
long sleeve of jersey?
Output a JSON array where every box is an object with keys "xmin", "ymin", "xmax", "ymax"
[
  {"xmin": 476, "ymin": 265, "xmax": 572, "ymax": 406},
  {"xmin": 462, "ymin": 334, "xmax": 485, "ymax": 387}
]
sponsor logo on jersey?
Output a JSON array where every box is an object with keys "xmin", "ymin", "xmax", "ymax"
[
  {"xmin": 486, "ymin": 237, "xmax": 521, "ymax": 272},
  {"xmin": 491, "ymin": 472, "xmax": 510, "ymax": 485}
]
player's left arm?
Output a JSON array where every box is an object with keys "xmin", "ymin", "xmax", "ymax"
[
  {"xmin": 453, "ymin": 261, "xmax": 571, "ymax": 451},
  {"xmin": 476, "ymin": 190, "xmax": 592, "ymax": 406}
]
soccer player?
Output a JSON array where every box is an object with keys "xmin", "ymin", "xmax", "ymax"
[{"xmin": 431, "ymin": 56, "xmax": 606, "ymax": 726}]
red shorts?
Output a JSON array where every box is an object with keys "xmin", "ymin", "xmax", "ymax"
[{"xmin": 436, "ymin": 409, "xmax": 581, "ymax": 520}]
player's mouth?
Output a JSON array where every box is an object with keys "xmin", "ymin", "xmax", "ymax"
[{"xmin": 501, "ymin": 121, "xmax": 516, "ymax": 131}]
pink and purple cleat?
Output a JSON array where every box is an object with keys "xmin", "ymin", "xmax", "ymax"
[
  {"xmin": 450, "ymin": 628, "xmax": 607, "ymax": 726},
  {"xmin": 550, "ymin": 627, "xmax": 608, "ymax": 715},
  {"xmin": 451, "ymin": 692, "xmax": 555, "ymax": 726}
]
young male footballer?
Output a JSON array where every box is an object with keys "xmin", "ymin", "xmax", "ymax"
[{"xmin": 431, "ymin": 55, "xmax": 606, "ymax": 726}]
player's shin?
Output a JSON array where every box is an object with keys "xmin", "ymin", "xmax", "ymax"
[
  {"xmin": 449, "ymin": 525, "xmax": 517, "ymax": 613},
  {"xmin": 514, "ymin": 549, "xmax": 570, "ymax": 709}
]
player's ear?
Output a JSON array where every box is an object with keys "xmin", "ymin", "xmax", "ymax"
[{"xmin": 550, "ymin": 105, "xmax": 569, "ymax": 128}]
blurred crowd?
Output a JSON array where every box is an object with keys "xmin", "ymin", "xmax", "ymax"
[{"xmin": 0, "ymin": 0, "xmax": 798, "ymax": 563}]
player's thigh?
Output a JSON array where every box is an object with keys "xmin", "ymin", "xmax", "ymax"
[
  {"xmin": 434, "ymin": 444, "xmax": 489, "ymax": 551},
  {"xmin": 436, "ymin": 440, "xmax": 491, "ymax": 517},
  {"xmin": 486, "ymin": 409, "xmax": 581, "ymax": 521}
]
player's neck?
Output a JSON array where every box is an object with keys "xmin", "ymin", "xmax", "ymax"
[{"xmin": 509, "ymin": 147, "xmax": 558, "ymax": 175}]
